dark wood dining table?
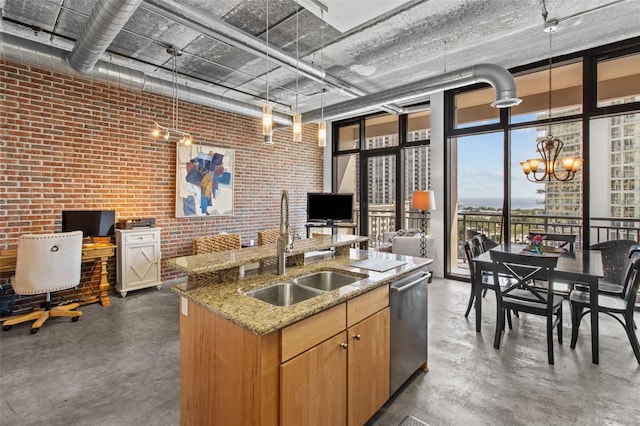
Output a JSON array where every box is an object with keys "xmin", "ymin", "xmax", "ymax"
[{"xmin": 471, "ymin": 244, "xmax": 604, "ymax": 364}]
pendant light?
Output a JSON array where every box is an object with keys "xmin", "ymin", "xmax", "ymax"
[
  {"xmin": 520, "ymin": 5, "xmax": 582, "ymax": 182},
  {"xmin": 292, "ymin": 1, "xmax": 302, "ymax": 142},
  {"xmin": 317, "ymin": 9, "xmax": 326, "ymax": 147},
  {"xmin": 150, "ymin": 47, "xmax": 192, "ymax": 145},
  {"xmin": 262, "ymin": 0, "xmax": 274, "ymax": 145}
]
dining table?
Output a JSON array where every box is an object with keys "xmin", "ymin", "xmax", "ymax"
[{"xmin": 471, "ymin": 244, "xmax": 604, "ymax": 364}]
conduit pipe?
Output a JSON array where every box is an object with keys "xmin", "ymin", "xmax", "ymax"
[
  {"xmin": 67, "ymin": 0, "xmax": 144, "ymax": 73},
  {"xmin": 1, "ymin": 33, "xmax": 293, "ymax": 126},
  {"xmin": 142, "ymin": 0, "xmax": 366, "ymax": 99},
  {"xmin": 301, "ymin": 63, "xmax": 521, "ymax": 123}
]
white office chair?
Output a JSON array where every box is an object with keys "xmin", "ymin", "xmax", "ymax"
[{"xmin": 2, "ymin": 231, "xmax": 84, "ymax": 334}]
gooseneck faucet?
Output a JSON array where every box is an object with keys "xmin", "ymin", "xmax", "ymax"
[{"xmin": 277, "ymin": 189, "xmax": 293, "ymax": 275}]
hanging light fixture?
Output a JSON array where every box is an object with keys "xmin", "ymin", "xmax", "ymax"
[
  {"xmin": 262, "ymin": 0, "xmax": 274, "ymax": 145},
  {"xmin": 150, "ymin": 46, "xmax": 193, "ymax": 145},
  {"xmin": 520, "ymin": 12, "xmax": 582, "ymax": 182},
  {"xmin": 292, "ymin": 1, "xmax": 302, "ymax": 142},
  {"xmin": 317, "ymin": 9, "xmax": 326, "ymax": 147}
]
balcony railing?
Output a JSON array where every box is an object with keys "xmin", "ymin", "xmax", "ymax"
[{"xmin": 357, "ymin": 206, "xmax": 639, "ymax": 259}]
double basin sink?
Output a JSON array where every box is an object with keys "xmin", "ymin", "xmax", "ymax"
[{"xmin": 244, "ymin": 271, "xmax": 366, "ymax": 307}]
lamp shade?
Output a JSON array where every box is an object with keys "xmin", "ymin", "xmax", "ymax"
[{"xmin": 412, "ymin": 190, "xmax": 435, "ymax": 211}]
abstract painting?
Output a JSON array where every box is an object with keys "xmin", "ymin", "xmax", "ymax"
[{"xmin": 176, "ymin": 143, "xmax": 235, "ymax": 217}]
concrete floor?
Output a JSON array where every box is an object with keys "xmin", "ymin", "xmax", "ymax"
[{"xmin": 1, "ymin": 279, "xmax": 639, "ymax": 426}]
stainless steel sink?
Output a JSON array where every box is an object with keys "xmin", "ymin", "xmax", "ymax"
[
  {"xmin": 292, "ymin": 271, "xmax": 363, "ymax": 292},
  {"xmin": 244, "ymin": 283, "xmax": 324, "ymax": 307}
]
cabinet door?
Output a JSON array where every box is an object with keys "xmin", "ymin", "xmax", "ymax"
[
  {"xmin": 347, "ymin": 307, "xmax": 390, "ymax": 426},
  {"xmin": 123, "ymin": 243, "xmax": 159, "ymax": 286},
  {"xmin": 280, "ymin": 331, "xmax": 347, "ymax": 426}
]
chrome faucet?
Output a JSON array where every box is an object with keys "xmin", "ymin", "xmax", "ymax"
[{"xmin": 277, "ymin": 189, "xmax": 293, "ymax": 275}]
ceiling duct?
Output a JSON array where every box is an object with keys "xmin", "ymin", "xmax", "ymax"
[
  {"xmin": 67, "ymin": 0, "xmax": 143, "ymax": 73},
  {"xmin": 301, "ymin": 63, "xmax": 521, "ymax": 123},
  {"xmin": 142, "ymin": 0, "xmax": 390, "ymax": 103},
  {"xmin": 0, "ymin": 33, "xmax": 293, "ymax": 126}
]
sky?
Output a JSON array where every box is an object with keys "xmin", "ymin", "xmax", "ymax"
[{"xmin": 457, "ymin": 119, "xmax": 546, "ymax": 209}]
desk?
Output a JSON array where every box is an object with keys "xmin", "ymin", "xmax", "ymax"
[
  {"xmin": 305, "ymin": 222, "xmax": 358, "ymax": 238},
  {"xmin": 0, "ymin": 243, "xmax": 116, "ymax": 307},
  {"xmin": 472, "ymin": 244, "xmax": 604, "ymax": 364}
]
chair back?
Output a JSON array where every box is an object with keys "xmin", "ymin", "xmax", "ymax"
[
  {"xmin": 623, "ymin": 256, "xmax": 640, "ymax": 315},
  {"xmin": 257, "ymin": 229, "xmax": 280, "ymax": 245},
  {"xmin": 589, "ymin": 240, "xmax": 639, "ymax": 285},
  {"xmin": 620, "ymin": 250, "xmax": 640, "ymax": 300},
  {"xmin": 529, "ymin": 232, "xmax": 576, "ymax": 252},
  {"xmin": 463, "ymin": 239, "xmax": 480, "ymax": 279},
  {"xmin": 13, "ymin": 231, "xmax": 83, "ymax": 296},
  {"xmin": 193, "ymin": 234, "xmax": 241, "ymax": 254},
  {"xmin": 490, "ymin": 250, "xmax": 559, "ymax": 309},
  {"xmin": 475, "ymin": 234, "xmax": 498, "ymax": 251}
]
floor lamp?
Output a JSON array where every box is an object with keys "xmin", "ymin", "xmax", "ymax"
[{"xmin": 411, "ymin": 190, "xmax": 436, "ymax": 258}]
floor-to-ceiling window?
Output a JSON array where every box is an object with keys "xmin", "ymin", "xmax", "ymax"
[
  {"xmin": 334, "ymin": 111, "xmax": 431, "ymax": 246},
  {"xmin": 446, "ymin": 40, "xmax": 639, "ymax": 280}
]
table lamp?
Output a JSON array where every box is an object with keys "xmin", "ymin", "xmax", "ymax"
[{"xmin": 411, "ymin": 190, "xmax": 436, "ymax": 258}]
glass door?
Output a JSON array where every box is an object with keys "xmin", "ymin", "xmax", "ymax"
[
  {"xmin": 448, "ymin": 132, "xmax": 504, "ymax": 277},
  {"xmin": 361, "ymin": 153, "xmax": 399, "ymax": 248}
]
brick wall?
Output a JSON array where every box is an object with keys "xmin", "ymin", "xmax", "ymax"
[{"xmin": 0, "ymin": 60, "xmax": 323, "ymax": 304}]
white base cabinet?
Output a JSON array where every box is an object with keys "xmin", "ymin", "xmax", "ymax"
[{"xmin": 116, "ymin": 228, "xmax": 162, "ymax": 297}]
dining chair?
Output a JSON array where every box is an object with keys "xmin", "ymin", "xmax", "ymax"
[
  {"xmin": 490, "ymin": 250, "xmax": 563, "ymax": 364},
  {"xmin": 2, "ymin": 231, "xmax": 83, "ymax": 334},
  {"xmin": 463, "ymin": 239, "xmax": 515, "ymax": 327},
  {"xmin": 528, "ymin": 232, "xmax": 576, "ymax": 253},
  {"xmin": 475, "ymin": 233, "xmax": 498, "ymax": 251},
  {"xmin": 588, "ymin": 240, "xmax": 639, "ymax": 296},
  {"xmin": 569, "ymin": 254, "xmax": 640, "ymax": 364}
]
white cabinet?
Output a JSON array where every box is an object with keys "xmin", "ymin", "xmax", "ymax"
[{"xmin": 115, "ymin": 228, "xmax": 162, "ymax": 297}]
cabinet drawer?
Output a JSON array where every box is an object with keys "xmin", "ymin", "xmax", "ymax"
[
  {"xmin": 347, "ymin": 285, "xmax": 389, "ymax": 327},
  {"xmin": 124, "ymin": 231, "xmax": 158, "ymax": 244},
  {"xmin": 281, "ymin": 303, "xmax": 346, "ymax": 363}
]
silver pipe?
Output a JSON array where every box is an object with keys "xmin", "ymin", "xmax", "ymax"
[
  {"xmin": 1, "ymin": 33, "xmax": 293, "ymax": 126},
  {"xmin": 302, "ymin": 63, "xmax": 521, "ymax": 122},
  {"xmin": 67, "ymin": 0, "xmax": 143, "ymax": 73},
  {"xmin": 141, "ymin": 0, "xmax": 367, "ymax": 98}
]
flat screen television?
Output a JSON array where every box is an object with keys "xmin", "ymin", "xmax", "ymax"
[
  {"xmin": 61, "ymin": 210, "xmax": 116, "ymax": 238},
  {"xmin": 307, "ymin": 193, "xmax": 354, "ymax": 224}
]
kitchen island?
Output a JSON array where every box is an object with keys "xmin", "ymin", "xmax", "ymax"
[{"xmin": 169, "ymin": 235, "xmax": 430, "ymax": 426}]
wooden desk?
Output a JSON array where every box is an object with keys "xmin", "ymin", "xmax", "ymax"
[{"xmin": 0, "ymin": 243, "xmax": 116, "ymax": 307}]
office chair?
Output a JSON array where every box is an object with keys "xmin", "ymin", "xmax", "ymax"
[{"xmin": 2, "ymin": 231, "xmax": 84, "ymax": 334}]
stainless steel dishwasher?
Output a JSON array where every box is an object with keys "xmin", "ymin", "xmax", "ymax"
[{"xmin": 389, "ymin": 268, "xmax": 430, "ymax": 396}]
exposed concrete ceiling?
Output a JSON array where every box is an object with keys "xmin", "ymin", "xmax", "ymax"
[{"xmin": 2, "ymin": 0, "xmax": 639, "ymax": 121}]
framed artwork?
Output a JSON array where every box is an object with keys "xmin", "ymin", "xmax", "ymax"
[{"xmin": 176, "ymin": 143, "xmax": 235, "ymax": 217}]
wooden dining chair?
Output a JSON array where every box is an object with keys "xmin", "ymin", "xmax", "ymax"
[
  {"xmin": 569, "ymin": 254, "xmax": 640, "ymax": 364},
  {"xmin": 490, "ymin": 250, "xmax": 563, "ymax": 364}
]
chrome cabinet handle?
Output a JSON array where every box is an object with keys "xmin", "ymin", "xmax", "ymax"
[
  {"xmin": 353, "ymin": 334, "xmax": 361, "ymax": 340},
  {"xmin": 340, "ymin": 342, "xmax": 348, "ymax": 349}
]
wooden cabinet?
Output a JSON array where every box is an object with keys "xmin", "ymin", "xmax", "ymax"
[
  {"xmin": 280, "ymin": 285, "xmax": 390, "ymax": 426},
  {"xmin": 348, "ymin": 307, "xmax": 390, "ymax": 426},
  {"xmin": 179, "ymin": 285, "xmax": 390, "ymax": 426},
  {"xmin": 115, "ymin": 228, "xmax": 162, "ymax": 297}
]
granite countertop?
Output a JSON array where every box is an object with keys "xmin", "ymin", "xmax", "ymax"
[
  {"xmin": 172, "ymin": 248, "xmax": 432, "ymax": 335},
  {"xmin": 167, "ymin": 234, "xmax": 368, "ymax": 275}
]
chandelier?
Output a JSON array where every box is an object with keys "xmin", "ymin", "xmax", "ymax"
[
  {"xmin": 520, "ymin": 14, "xmax": 582, "ymax": 182},
  {"xmin": 151, "ymin": 47, "xmax": 193, "ymax": 145}
]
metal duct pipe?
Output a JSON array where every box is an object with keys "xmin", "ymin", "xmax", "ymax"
[
  {"xmin": 1, "ymin": 33, "xmax": 293, "ymax": 126},
  {"xmin": 302, "ymin": 63, "xmax": 521, "ymax": 123},
  {"xmin": 67, "ymin": 0, "xmax": 143, "ymax": 73},
  {"xmin": 142, "ymin": 0, "xmax": 367, "ymax": 98}
]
